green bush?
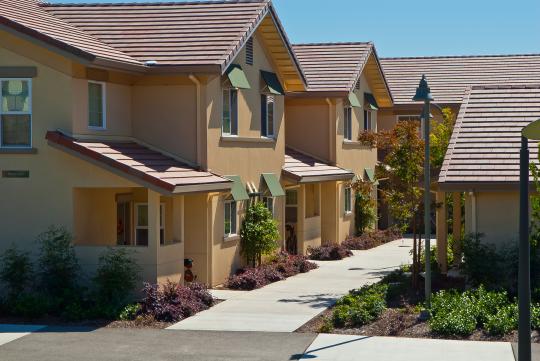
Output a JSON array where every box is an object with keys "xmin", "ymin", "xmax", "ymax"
[
  {"xmin": 119, "ymin": 303, "xmax": 141, "ymax": 321},
  {"xmin": 37, "ymin": 226, "xmax": 80, "ymax": 296},
  {"xmin": 240, "ymin": 202, "xmax": 280, "ymax": 267},
  {"xmin": 0, "ymin": 245, "xmax": 33, "ymax": 298},
  {"xmin": 429, "ymin": 290, "xmax": 477, "ymax": 336},
  {"xmin": 93, "ymin": 248, "xmax": 140, "ymax": 309},
  {"xmin": 9, "ymin": 294, "xmax": 51, "ymax": 319},
  {"xmin": 353, "ymin": 182, "xmax": 377, "ymax": 236},
  {"xmin": 532, "ymin": 304, "xmax": 540, "ymax": 330},
  {"xmin": 484, "ymin": 303, "xmax": 517, "ymax": 336},
  {"xmin": 332, "ymin": 283, "xmax": 388, "ymax": 328},
  {"xmin": 472, "ymin": 286, "xmax": 509, "ymax": 326}
]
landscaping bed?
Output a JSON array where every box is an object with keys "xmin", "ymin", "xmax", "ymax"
[{"xmin": 342, "ymin": 228, "xmax": 402, "ymax": 250}]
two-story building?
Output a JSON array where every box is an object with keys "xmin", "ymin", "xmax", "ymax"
[
  {"xmin": 0, "ymin": 0, "xmax": 307, "ymax": 286},
  {"xmin": 283, "ymin": 42, "xmax": 393, "ymax": 252}
]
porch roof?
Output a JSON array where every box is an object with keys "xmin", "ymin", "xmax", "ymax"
[
  {"xmin": 46, "ymin": 131, "xmax": 232, "ymax": 194},
  {"xmin": 282, "ymin": 148, "xmax": 354, "ymax": 183}
]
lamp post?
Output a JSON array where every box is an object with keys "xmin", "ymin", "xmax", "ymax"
[
  {"xmin": 413, "ymin": 75, "xmax": 434, "ymax": 308},
  {"xmin": 518, "ymin": 118, "xmax": 540, "ymax": 361}
]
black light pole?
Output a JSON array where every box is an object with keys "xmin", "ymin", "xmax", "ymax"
[
  {"xmin": 413, "ymin": 75, "xmax": 434, "ymax": 308},
  {"xmin": 518, "ymin": 119, "xmax": 540, "ymax": 361}
]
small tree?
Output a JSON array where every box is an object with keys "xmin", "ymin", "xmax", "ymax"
[
  {"xmin": 430, "ymin": 107, "xmax": 456, "ymax": 171},
  {"xmin": 351, "ymin": 180, "xmax": 377, "ymax": 235},
  {"xmin": 37, "ymin": 226, "xmax": 79, "ymax": 296},
  {"xmin": 0, "ymin": 245, "xmax": 33, "ymax": 299},
  {"xmin": 240, "ymin": 202, "xmax": 280, "ymax": 267}
]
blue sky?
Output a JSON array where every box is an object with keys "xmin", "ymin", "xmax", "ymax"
[{"xmin": 48, "ymin": 0, "xmax": 540, "ymax": 57}]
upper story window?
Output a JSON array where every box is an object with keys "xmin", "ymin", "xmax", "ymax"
[
  {"xmin": 88, "ymin": 81, "xmax": 106, "ymax": 129},
  {"xmin": 262, "ymin": 196, "xmax": 274, "ymax": 217},
  {"xmin": 344, "ymin": 106, "xmax": 353, "ymax": 140},
  {"xmin": 222, "ymin": 88, "xmax": 238, "ymax": 136},
  {"xmin": 224, "ymin": 199, "xmax": 237, "ymax": 236},
  {"xmin": 261, "ymin": 94, "xmax": 274, "ymax": 137},
  {"xmin": 0, "ymin": 79, "xmax": 31, "ymax": 148},
  {"xmin": 344, "ymin": 186, "xmax": 352, "ymax": 214},
  {"xmin": 246, "ymin": 37, "xmax": 254, "ymax": 65},
  {"xmin": 364, "ymin": 110, "xmax": 375, "ymax": 131}
]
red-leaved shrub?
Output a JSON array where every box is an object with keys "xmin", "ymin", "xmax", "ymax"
[
  {"xmin": 307, "ymin": 243, "xmax": 353, "ymax": 261},
  {"xmin": 140, "ymin": 281, "xmax": 214, "ymax": 322},
  {"xmin": 342, "ymin": 228, "xmax": 402, "ymax": 250}
]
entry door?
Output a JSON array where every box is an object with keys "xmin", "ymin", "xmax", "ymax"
[{"xmin": 285, "ymin": 189, "xmax": 298, "ymax": 255}]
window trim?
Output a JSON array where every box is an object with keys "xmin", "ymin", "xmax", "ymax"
[
  {"xmin": 261, "ymin": 94, "xmax": 275, "ymax": 138},
  {"xmin": 224, "ymin": 199, "xmax": 238, "ymax": 237},
  {"xmin": 88, "ymin": 80, "xmax": 107, "ymax": 131},
  {"xmin": 134, "ymin": 202, "xmax": 165, "ymax": 246},
  {"xmin": 364, "ymin": 110, "xmax": 372, "ymax": 131},
  {"xmin": 0, "ymin": 78, "xmax": 32, "ymax": 149},
  {"xmin": 262, "ymin": 196, "xmax": 275, "ymax": 217},
  {"xmin": 222, "ymin": 87, "xmax": 238, "ymax": 136},
  {"xmin": 344, "ymin": 186, "xmax": 353, "ymax": 215},
  {"xmin": 344, "ymin": 106, "xmax": 352, "ymax": 141}
]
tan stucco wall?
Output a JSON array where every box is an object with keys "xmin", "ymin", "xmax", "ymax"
[
  {"xmin": 377, "ymin": 104, "xmax": 461, "ymax": 132},
  {"xmin": 464, "ymin": 191, "xmax": 520, "ymax": 248}
]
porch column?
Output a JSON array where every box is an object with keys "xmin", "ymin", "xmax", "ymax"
[
  {"xmin": 436, "ymin": 191, "xmax": 448, "ymax": 274},
  {"xmin": 172, "ymin": 195, "xmax": 185, "ymax": 284},
  {"xmin": 148, "ymin": 189, "xmax": 161, "ymax": 282},
  {"xmin": 452, "ymin": 192, "xmax": 462, "ymax": 266}
]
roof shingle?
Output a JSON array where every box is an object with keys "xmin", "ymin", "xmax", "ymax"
[
  {"xmin": 283, "ymin": 148, "xmax": 354, "ymax": 183},
  {"xmin": 438, "ymin": 85, "xmax": 540, "ymax": 186}
]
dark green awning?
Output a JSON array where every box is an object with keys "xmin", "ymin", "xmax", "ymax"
[
  {"xmin": 364, "ymin": 93, "xmax": 379, "ymax": 110},
  {"xmin": 262, "ymin": 173, "xmax": 285, "ymax": 197},
  {"xmin": 261, "ymin": 71, "xmax": 284, "ymax": 95},
  {"xmin": 364, "ymin": 168, "xmax": 378, "ymax": 185},
  {"xmin": 224, "ymin": 175, "xmax": 249, "ymax": 201},
  {"xmin": 226, "ymin": 64, "xmax": 250, "ymax": 89},
  {"xmin": 348, "ymin": 92, "xmax": 362, "ymax": 108}
]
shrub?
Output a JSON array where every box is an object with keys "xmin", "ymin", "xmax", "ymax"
[
  {"xmin": 332, "ymin": 283, "xmax": 388, "ymax": 328},
  {"xmin": 307, "ymin": 243, "xmax": 352, "ymax": 261},
  {"xmin": 342, "ymin": 228, "xmax": 402, "ymax": 250},
  {"xmin": 484, "ymin": 303, "xmax": 518, "ymax": 336},
  {"xmin": 240, "ymin": 202, "xmax": 280, "ymax": 267},
  {"xmin": 429, "ymin": 290, "xmax": 477, "ymax": 336},
  {"xmin": 471, "ymin": 286, "xmax": 509, "ymax": 326},
  {"xmin": 226, "ymin": 268, "xmax": 269, "ymax": 290},
  {"xmin": 37, "ymin": 226, "xmax": 79, "ymax": 296},
  {"xmin": 532, "ymin": 303, "xmax": 540, "ymax": 330},
  {"xmin": 8, "ymin": 293, "xmax": 51, "ymax": 319},
  {"xmin": 352, "ymin": 181, "xmax": 377, "ymax": 235},
  {"xmin": 140, "ymin": 281, "xmax": 214, "ymax": 322},
  {"xmin": 119, "ymin": 304, "xmax": 141, "ymax": 321},
  {"xmin": 93, "ymin": 248, "xmax": 141, "ymax": 309},
  {"xmin": 0, "ymin": 245, "xmax": 33, "ymax": 298}
]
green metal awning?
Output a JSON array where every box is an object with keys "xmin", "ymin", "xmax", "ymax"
[
  {"xmin": 261, "ymin": 71, "xmax": 284, "ymax": 95},
  {"xmin": 364, "ymin": 168, "xmax": 378, "ymax": 185},
  {"xmin": 348, "ymin": 92, "xmax": 362, "ymax": 108},
  {"xmin": 226, "ymin": 64, "xmax": 251, "ymax": 89},
  {"xmin": 224, "ymin": 175, "xmax": 249, "ymax": 201},
  {"xmin": 262, "ymin": 173, "xmax": 285, "ymax": 197},
  {"xmin": 364, "ymin": 93, "xmax": 379, "ymax": 110}
]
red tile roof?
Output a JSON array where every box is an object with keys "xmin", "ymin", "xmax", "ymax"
[
  {"xmin": 46, "ymin": 131, "xmax": 232, "ymax": 193},
  {"xmin": 283, "ymin": 148, "xmax": 354, "ymax": 183},
  {"xmin": 438, "ymin": 85, "xmax": 540, "ymax": 187},
  {"xmin": 380, "ymin": 54, "xmax": 540, "ymax": 105}
]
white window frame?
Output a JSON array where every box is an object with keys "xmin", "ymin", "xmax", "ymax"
[
  {"xmin": 88, "ymin": 80, "xmax": 107, "ymax": 130},
  {"xmin": 262, "ymin": 196, "xmax": 274, "ymax": 217},
  {"xmin": 344, "ymin": 106, "xmax": 352, "ymax": 140},
  {"xmin": 222, "ymin": 87, "xmax": 238, "ymax": 136},
  {"xmin": 364, "ymin": 110, "xmax": 374, "ymax": 131},
  {"xmin": 0, "ymin": 78, "xmax": 32, "ymax": 148},
  {"xmin": 261, "ymin": 94, "xmax": 275, "ymax": 138},
  {"xmin": 344, "ymin": 186, "xmax": 353, "ymax": 215},
  {"xmin": 224, "ymin": 199, "xmax": 238, "ymax": 237},
  {"xmin": 134, "ymin": 202, "xmax": 165, "ymax": 246}
]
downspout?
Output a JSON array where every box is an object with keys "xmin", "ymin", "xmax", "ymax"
[
  {"xmin": 325, "ymin": 98, "xmax": 335, "ymax": 165},
  {"xmin": 189, "ymin": 74, "xmax": 202, "ymax": 168},
  {"xmin": 469, "ymin": 191, "xmax": 477, "ymax": 233}
]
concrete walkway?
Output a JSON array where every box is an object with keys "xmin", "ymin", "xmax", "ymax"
[
  {"xmin": 169, "ymin": 238, "xmax": 412, "ymax": 332},
  {"xmin": 302, "ymin": 334, "xmax": 515, "ymax": 361},
  {"xmin": 0, "ymin": 324, "xmax": 46, "ymax": 347}
]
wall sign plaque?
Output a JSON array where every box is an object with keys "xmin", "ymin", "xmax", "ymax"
[{"xmin": 2, "ymin": 170, "xmax": 30, "ymax": 178}]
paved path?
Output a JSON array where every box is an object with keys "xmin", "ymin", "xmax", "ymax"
[
  {"xmin": 302, "ymin": 334, "xmax": 515, "ymax": 361},
  {"xmin": 0, "ymin": 324, "xmax": 46, "ymax": 347},
  {"xmin": 169, "ymin": 239, "xmax": 413, "ymax": 332}
]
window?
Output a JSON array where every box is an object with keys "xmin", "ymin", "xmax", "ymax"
[
  {"xmin": 224, "ymin": 200, "xmax": 237, "ymax": 236},
  {"xmin": 135, "ymin": 203, "xmax": 164, "ymax": 246},
  {"xmin": 116, "ymin": 201, "xmax": 132, "ymax": 246},
  {"xmin": 0, "ymin": 79, "xmax": 31, "ymax": 148},
  {"xmin": 285, "ymin": 189, "xmax": 298, "ymax": 223},
  {"xmin": 222, "ymin": 88, "xmax": 238, "ymax": 135},
  {"xmin": 305, "ymin": 183, "xmax": 320, "ymax": 218},
  {"xmin": 344, "ymin": 106, "xmax": 352, "ymax": 140},
  {"xmin": 344, "ymin": 187, "xmax": 352, "ymax": 214},
  {"xmin": 261, "ymin": 94, "xmax": 274, "ymax": 137},
  {"xmin": 88, "ymin": 81, "xmax": 106, "ymax": 129},
  {"xmin": 262, "ymin": 196, "xmax": 274, "ymax": 217},
  {"xmin": 364, "ymin": 110, "xmax": 374, "ymax": 131},
  {"xmin": 246, "ymin": 37, "xmax": 254, "ymax": 65}
]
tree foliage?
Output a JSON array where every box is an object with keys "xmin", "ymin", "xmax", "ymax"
[
  {"xmin": 240, "ymin": 202, "xmax": 280, "ymax": 267},
  {"xmin": 430, "ymin": 107, "xmax": 456, "ymax": 171},
  {"xmin": 351, "ymin": 180, "xmax": 377, "ymax": 235}
]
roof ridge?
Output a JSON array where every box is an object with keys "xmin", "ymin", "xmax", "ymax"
[
  {"xmin": 293, "ymin": 41, "xmax": 373, "ymax": 47},
  {"xmin": 42, "ymin": 0, "xmax": 269, "ymax": 6},
  {"xmin": 381, "ymin": 53, "xmax": 540, "ymax": 60}
]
